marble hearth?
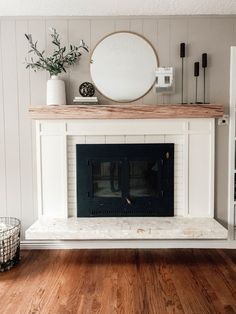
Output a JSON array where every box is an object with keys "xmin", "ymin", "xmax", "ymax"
[{"xmin": 26, "ymin": 217, "xmax": 227, "ymax": 240}]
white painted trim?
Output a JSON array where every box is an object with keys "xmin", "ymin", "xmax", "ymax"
[
  {"xmin": 36, "ymin": 121, "xmax": 43, "ymax": 218},
  {"xmin": 209, "ymin": 119, "xmax": 215, "ymax": 217},
  {"xmin": 183, "ymin": 121, "xmax": 189, "ymax": 216},
  {"xmin": 21, "ymin": 239, "xmax": 236, "ymax": 250},
  {"xmin": 62, "ymin": 129, "xmax": 68, "ymax": 218},
  {"xmin": 228, "ymin": 47, "xmax": 236, "ymax": 240}
]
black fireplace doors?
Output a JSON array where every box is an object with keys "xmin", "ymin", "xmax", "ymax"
[{"xmin": 76, "ymin": 143, "xmax": 174, "ymax": 217}]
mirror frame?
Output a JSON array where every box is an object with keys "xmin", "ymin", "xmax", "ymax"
[{"xmin": 90, "ymin": 31, "xmax": 159, "ymax": 103}]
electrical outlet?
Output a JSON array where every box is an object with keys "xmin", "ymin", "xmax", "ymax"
[{"xmin": 218, "ymin": 115, "xmax": 229, "ymax": 126}]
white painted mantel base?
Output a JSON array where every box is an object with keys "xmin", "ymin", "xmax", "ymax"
[
  {"xmin": 29, "ymin": 118, "xmax": 224, "ymax": 246},
  {"xmin": 25, "ymin": 217, "xmax": 227, "ymax": 240}
]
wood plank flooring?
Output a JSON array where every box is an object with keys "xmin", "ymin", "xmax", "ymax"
[{"xmin": 0, "ymin": 249, "xmax": 235, "ymax": 314}]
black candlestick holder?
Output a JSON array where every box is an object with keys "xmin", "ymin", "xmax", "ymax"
[
  {"xmin": 202, "ymin": 53, "xmax": 209, "ymax": 104},
  {"xmin": 192, "ymin": 62, "xmax": 202, "ymax": 104},
  {"xmin": 180, "ymin": 43, "xmax": 187, "ymax": 104}
]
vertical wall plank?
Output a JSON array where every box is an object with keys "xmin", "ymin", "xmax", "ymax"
[
  {"xmin": 1, "ymin": 20, "xmax": 21, "ymax": 218},
  {"xmin": 233, "ymin": 19, "xmax": 236, "ymax": 46},
  {"xmin": 142, "ymin": 19, "xmax": 158, "ymax": 104},
  {"xmin": 115, "ymin": 20, "xmax": 130, "ymax": 31},
  {"xmin": 0, "ymin": 21, "xmax": 7, "ymax": 216},
  {"xmin": 15, "ymin": 20, "xmax": 35, "ymax": 234},
  {"xmin": 28, "ymin": 20, "xmax": 47, "ymax": 213},
  {"xmin": 91, "ymin": 19, "xmax": 115, "ymax": 105},
  {"xmin": 130, "ymin": 19, "xmax": 143, "ymax": 33},
  {"xmin": 28, "ymin": 20, "xmax": 47, "ymax": 106},
  {"xmin": 68, "ymin": 19, "xmax": 91, "ymax": 105},
  {"xmin": 128, "ymin": 19, "xmax": 144, "ymax": 104},
  {"xmin": 170, "ymin": 18, "xmax": 188, "ymax": 104},
  {"xmin": 157, "ymin": 19, "xmax": 171, "ymax": 104}
]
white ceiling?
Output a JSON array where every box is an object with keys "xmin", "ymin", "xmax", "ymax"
[{"xmin": 0, "ymin": 0, "xmax": 236, "ymax": 16}]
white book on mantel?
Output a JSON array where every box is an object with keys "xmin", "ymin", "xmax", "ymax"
[
  {"xmin": 73, "ymin": 100, "xmax": 99, "ymax": 104},
  {"xmin": 73, "ymin": 101, "xmax": 99, "ymax": 105},
  {"xmin": 73, "ymin": 98, "xmax": 99, "ymax": 105},
  {"xmin": 74, "ymin": 96, "xmax": 98, "ymax": 101}
]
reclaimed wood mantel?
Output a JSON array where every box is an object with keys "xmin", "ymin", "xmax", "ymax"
[{"xmin": 28, "ymin": 104, "xmax": 224, "ymax": 120}]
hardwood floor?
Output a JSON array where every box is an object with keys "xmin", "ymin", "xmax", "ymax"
[{"xmin": 0, "ymin": 249, "xmax": 235, "ymax": 314}]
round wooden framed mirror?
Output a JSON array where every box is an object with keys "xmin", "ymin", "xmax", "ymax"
[{"xmin": 90, "ymin": 32, "xmax": 159, "ymax": 102}]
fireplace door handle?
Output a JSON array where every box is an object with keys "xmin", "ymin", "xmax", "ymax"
[{"xmin": 125, "ymin": 197, "xmax": 132, "ymax": 205}]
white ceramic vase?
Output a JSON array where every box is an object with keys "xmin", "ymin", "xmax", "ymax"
[{"xmin": 47, "ymin": 75, "xmax": 66, "ymax": 106}]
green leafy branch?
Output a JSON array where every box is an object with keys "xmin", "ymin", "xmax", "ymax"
[{"xmin": 25, "ymin": 28, "xmax": 88, "ymax": 76}]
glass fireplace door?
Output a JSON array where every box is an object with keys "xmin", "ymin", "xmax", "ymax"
[
  {"xmin": 129, "ymin": 160, "xmax": 162, "ymax": 198},
  {"xmin": 91, "ymin": 160, "xmax": 122, "ymax": 198},
  {"xmin": 77, "ymin": 144, "xmax": 174, "ymax": 217}
]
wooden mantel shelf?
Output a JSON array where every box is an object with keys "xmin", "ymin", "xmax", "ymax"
[{"xmin": 28, "ymin": 104, "xmax": 224, "ymax": 120}]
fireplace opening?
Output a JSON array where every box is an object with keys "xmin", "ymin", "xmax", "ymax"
[{"xmin": 76, "ymin": 143, "xmax": 174, "ymax": 217}]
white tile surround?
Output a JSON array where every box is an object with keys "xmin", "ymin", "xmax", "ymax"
[{"xmin": 25, "ymin": 118, "xmax": 227, "ymax": 241}]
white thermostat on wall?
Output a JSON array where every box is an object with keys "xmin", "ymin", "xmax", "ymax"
[{"xmin": 155, "ymin": 67, "xmax": 175, "ymax": 94}]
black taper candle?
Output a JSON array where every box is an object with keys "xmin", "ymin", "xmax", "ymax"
[
  {"xmin": 194, "ymin": 62, "xmax": 200, "ymax": 103},
  {"xmin": 180, "ymin": 43, "xmax": 186, "ymax": 104},
  {"xmin": 180, "ymin": 43, "xmax": 185, "ymax": 58},
  {"xmin": 202, "ymin": 53, "xmax": 208, "ymax": 103},
  {"xmin": 194, "ymin": 62, "xmax": 200, "ymax": 77},
  {"xmin": 202, "ymin": 53, "xmax": 207, "ymax": 68}
]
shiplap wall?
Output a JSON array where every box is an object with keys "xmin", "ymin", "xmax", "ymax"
[{"xmin": 0, "ymin": 16, "xmax": 235, "ymax": 237}]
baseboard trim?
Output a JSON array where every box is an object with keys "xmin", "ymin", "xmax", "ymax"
[{"xmin": 21, "ymin": 239, "xmax": 236, "ymax": 250}]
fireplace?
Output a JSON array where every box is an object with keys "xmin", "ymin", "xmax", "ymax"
[{"xmin": 76, "ymin": 143, "xmax": 174, "ymax": 217}]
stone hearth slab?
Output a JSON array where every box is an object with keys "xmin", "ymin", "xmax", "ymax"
[{"xmin": 25, "ymin": 217, "xmax": 227, "ymax": 240}]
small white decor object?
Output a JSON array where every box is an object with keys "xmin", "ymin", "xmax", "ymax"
[
  {"xmin": 47, "ymin": 75, "xmax": 66, "ymax": 106},
  {"xmin": 155, "ymin": 67, "xmax": 175, "ymax": 94}
]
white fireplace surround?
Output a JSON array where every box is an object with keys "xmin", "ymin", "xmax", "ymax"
[{"xmin": 36, "ymin": 118, "xmax": 215, "ymax": 219}]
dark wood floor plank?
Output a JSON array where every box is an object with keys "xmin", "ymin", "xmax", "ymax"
[
  {"xmin": 136, "ymin": 250, "xmax": 169, "ymax": 314},
  {"xmin": 196, "ymin": 250, "xmax": 236, "ymax": 312},
  {"xmin": 0, "ymin": 249, "xmax": 235, "ymax": 314}
]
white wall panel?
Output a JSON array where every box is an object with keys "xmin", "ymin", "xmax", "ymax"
[
  {"xmin": 40, "ymin": 135, "xmax": 67, "ymax": 218},
  {"xmin": 188, "ymin": 133, "xmax": 212, "ymax": 217}
]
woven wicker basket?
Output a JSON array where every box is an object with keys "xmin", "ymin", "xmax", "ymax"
[{"xmin": 0, "ymin": 217, "xmax": 21, "ymax": 272}]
